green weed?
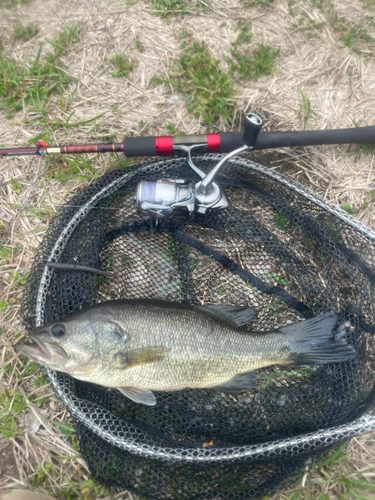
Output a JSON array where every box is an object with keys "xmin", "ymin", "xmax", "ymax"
[
  {"xmin": 9, "ymin": 177, "xmax": 22, "ymax": 194},
  {"xmin": 230, "ymin": 43, "xmax": 280, "ymax": 80},
  {"xmin": 298, "ymin": 89, "xmax": 315, "ymax": 126},
  {"xmin": 361, "ymin": 0, "xmax": 375, "ymax": 11},
  {"xmin": 60, "ymin": 477, "xmax": 109, "ymax": 499},
  {"xmin": 47, "ymin": 23, "xmax": 81, "ymax": 59},
  {"xmin": 45, "ymin": 155, "xmax": 99, "ymax": 183},
  {"xmin": 9, "ymin": 270, "xmax": 28, "ymax": 288},
  {"xmin": 330, "ymin": 14, "xmax": 373, "ymax": 55},
  {"xmin": 150, "ymin": 0, "xmax": 189, "ymax": 17},
  {"xmin": 28, "ymin": 110, "xmax": 107, "ymax": 143},
  {"xmin": 156, "ymin": 41, "xmax": 236, "ymax": 129},
  {"xmin": 245, "ymin": 0, "xmax": 274, "ymax": 6},
  {"xmin": 0, "ymin": 0, "xmax": 28, "ymax": 7},
  {"xmin": 235, "ymin": 23, "xmax": 252, "ymax": 46},
  {"xmin": 311, "ymin": 0, "xmax": 374, "ymax": 54},
  {"xmin": 0, "ymin": 299, "xmax": 8, "ymax": 312},
  {"xmin": 0, "ymin": 247, "xmax": 11, "ymax": 260},
  {"xmin": 135, "ymin": 40, "xmax": 145, "ymax": 52},
  {"xmin": 342, "ymin": 202, "xmax": 358, "ymax": 215},
  {"xmin": 0, "ymin": 24, "xmax": 81, "ymax": 116},
  {"xmin": 348, "ymin": 144, "xmax": 375, "ymax": 155},
  {"xmin": 274, "ymin": 212, "xmax": 289, "ymax": 229},
  {"xmin": 0, "ymin": 390, "xmax": 25, "ymax": 439},
  {"xmin": 304, "ymin": 238, "xmax": 316, "ymax": 251},
  {"xmin": 165, "ymin": 122, "xmax": 184, "ymax": 135},
  {"xmin": 33, "ymin": 374, "xmax": 49, "ymax": 387},
  {"xmin": 362, "ymin": 198, "xmax": 373, "ymax": 211},
  {"xmin": 108, "ymin": 54, "xmax": 133, "ymax": 78},
  {"xmin": 30, "ymin": 463, "xmax": 53, "ymax": 488},
  {"xmin": 291, "ymin": 16, "xmax": 325, "ymax": 32},
  {"xmin": 0, "ymin": 45, "xmax": 68, "ymax": 115},
  {"xmin": 13, "ymin": 24, "xmax": 38, "ymax": 42},
  {"xmin": 121, "ymin": 255, "xmax": 133, "ymax": 267}
]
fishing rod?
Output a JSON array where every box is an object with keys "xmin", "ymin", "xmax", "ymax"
[
  {"xmin": 1, "ymin": 123, "xmax": 375, "ymax": 158},
  {"xmin": 2, "ymin": 114, "xmax": 375, "ymax": 224}
]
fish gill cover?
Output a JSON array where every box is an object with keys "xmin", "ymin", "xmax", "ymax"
[{"xmin": 20, "ymin": 154, "xmax": 375, "ymax": 500}]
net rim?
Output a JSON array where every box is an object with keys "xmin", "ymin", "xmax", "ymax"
[{"xmin": 32, "ymin": 154, "xmax": 375, "ymax": 462}]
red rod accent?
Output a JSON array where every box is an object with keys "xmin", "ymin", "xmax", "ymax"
[
  {"xmin": 207, "ymin": 134, "xmax": 220, "ymax": 152},
  {"xmin": 155, "ymin": 136, "xmax": 173, "ymax": 156}
]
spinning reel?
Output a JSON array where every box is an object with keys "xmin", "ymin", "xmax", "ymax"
[{"xmin": 134, "ymin": 113, "xmax": 263, "ymax": 226}]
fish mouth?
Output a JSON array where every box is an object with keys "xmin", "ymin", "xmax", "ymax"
[{"xmin": 16, "ymin": 335, "xmax": 52, "ymax": 360}]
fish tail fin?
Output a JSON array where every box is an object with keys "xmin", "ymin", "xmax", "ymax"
[{"xmin": 280, "ymin": 311, "xmax": 356, "ymax": 365}]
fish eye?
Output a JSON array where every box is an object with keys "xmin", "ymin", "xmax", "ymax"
[{"xmin": 52, "ymin": 323, "xmax": 66, "ymax": 337}]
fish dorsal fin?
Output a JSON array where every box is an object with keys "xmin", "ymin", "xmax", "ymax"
[
  {"xmin": 112, "ymin": 346, "xmax": 170, "ymax": 370},
  {"xmin": 196, "ymin": 304, "xmax": 257, "ymax": 328},
  {"xmin": 117, "ymin": 387, "xmax": 156, "ymax": 405}
]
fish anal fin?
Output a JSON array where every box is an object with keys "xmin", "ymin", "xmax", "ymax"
[
  {"xmin": 113, "ymin": 346, "xmax": 170, "ymax": 369},
  {"xmin": 117, "ymin": 387, "xmax": 156, "ymax": 406},
  {"xmin": 206, "ymin": 370, "xmax": 259, "ymax": 392}
]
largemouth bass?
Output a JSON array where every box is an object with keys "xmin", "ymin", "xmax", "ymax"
[{"xmin": 15, "ymin": 299, "xmax": 356, "ymax": 405}]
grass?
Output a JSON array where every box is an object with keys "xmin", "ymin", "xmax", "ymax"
[
  {"xmin": 230, "ymin": 43, "xmax": 280, "ymax": 80},
  {"xmin": 285, "ymin": 443, "xmax": 375, "ymax": 499},
  {"xmin": 274, "ymin": 211, "xmax": 289, "ymax": 229},
  {"xmin": 361, "ymin": 0, "xmax": 375, "ymax": 11},
  {"xmin": 235, "ymin": 23, "xmax": 252, "ymax": 46},
  {"xmin": 311, "ymin": 0, "xmax": 375, "ymax": 55},
  {"xmin": 156, "ymin": 40, "xmax": 236, "ymax": 129},
  {"xmin": 342, "ymin": 202, "xmax": 358, "ymax": 215},
  {"xmin": 135, "ymin": 39, "xmax": 145, "ymax": 52},
  {"xmin": 0, "ymin": 46, "xmax": 69, "ymax": 116},
  {"xmin": 150, "ymin": 0, "xmax": 189, "ymax": 17},
  {"xmin": 156, "ymin": 35, "xmax": 279, "ymax": 129},
  {"xmin": 0, "ymin": 0, "xmax": 28, "ymax": 7},
  {"xmin": 9, "ymin": 177, "xmax": 22, "ymax": 194},
  {"xmin": 291, "ymin": 16, "xmax": 325, "ymax": 34},
  {"xmin": 0, "ymin": 24, "xmax": 81, "ymax": 116},
  {"xmin": 245, "ymin": 0, "xmax": 274, "ymax": 6},
  {"xmin": 13, "ymin": 23, "xmax": 38, "ymax": 42},
  {"xmin": 44, "ymin": 155, "xmax": 99, "ymax": 183},
  {"xmin": 149, "ymin": 0, "xmax": 208, "ymax": 17},
  {"xmin": 47, "ymin": 23, "xmax": 81, "ymax": 59},
  {"xmin": 298, "ymin": 89, "xmax": 315, "ymax": 127},
  {"xmin": 108, "ymin": 54, "xmax": 133, "ymax": 78}
]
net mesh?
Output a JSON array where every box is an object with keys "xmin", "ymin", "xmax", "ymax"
[{"xmin": 20, "ymin": 155, "xmax": 375, "ymax": 499}]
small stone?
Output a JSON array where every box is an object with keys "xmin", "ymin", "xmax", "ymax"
[
  {"xmin": 205, "ymin": 404, "xmax": 214, "ymax": 411},
  {"xmin": 277, "ymin": 395, "xmax": 289, "ymax": 406},
  {"xmin": 239, "ymin": 397, "xmax": 253, "ymax": 404}
]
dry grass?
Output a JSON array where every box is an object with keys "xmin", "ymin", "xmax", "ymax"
[{"xmin": 1, "ymin": 0, "xmax": 375, "ymax": 498}]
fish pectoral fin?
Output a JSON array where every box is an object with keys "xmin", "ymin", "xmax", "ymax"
[
  {"xmin": 206, "ymin": 370, "xmax": 259, "ymax": 392},
  {"xmin": 113, "ymin": 346, "xmax": 170, "ymax": 369},
  {"xmin": 117, "ymin": 387, "xmax": 156, "ymax": 406}
]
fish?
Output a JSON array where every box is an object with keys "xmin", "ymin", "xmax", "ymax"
[{"xmin": 15, "ymin": 299, "xmax": 356, "ymax": 406}]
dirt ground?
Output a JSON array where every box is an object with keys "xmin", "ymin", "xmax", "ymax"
[{"xmin": 1, "ymin": 0, "xmax": 375, "ymax": 498}]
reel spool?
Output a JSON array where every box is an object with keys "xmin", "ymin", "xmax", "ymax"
[{"xmin": 20, "ymin": 120, "xmax": 375, "ymax": 499}]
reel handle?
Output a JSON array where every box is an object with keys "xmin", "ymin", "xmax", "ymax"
[{"xmin": 243, "ymin": 113, "xmax": 263, "ymax": 148}]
